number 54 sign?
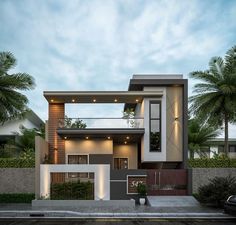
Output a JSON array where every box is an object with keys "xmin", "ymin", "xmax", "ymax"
[{"xmin": 127, "ymin": 175, "xmax": 147, "ymax": 194}]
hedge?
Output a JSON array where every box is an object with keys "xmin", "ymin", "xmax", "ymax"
[
  {"xmin": 0, "ymin": 158, "xmax": 35, "ymax": 168},
  {"xmin": 51, "ymin": 181, "xmax": 94, "ymax": 200},
  {"xmin": 188, "ymin": 158, "xmax": 236, "ymax": 168},
  {"xmin": 0, "ymin": 193, "xmax": 34, "ymax": 203}
]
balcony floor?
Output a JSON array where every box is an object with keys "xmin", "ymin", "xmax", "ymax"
[{"xmin": 57, "ymin": 128, "xmax": 144, "ymax": 143}]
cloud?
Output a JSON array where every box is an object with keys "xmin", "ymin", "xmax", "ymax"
[{"xmin": 0, "ymin": 0, "xmax": 236, "ymax": 136}]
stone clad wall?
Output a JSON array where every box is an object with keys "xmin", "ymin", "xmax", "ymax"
[
  {"xmin": 192, "ymin": 168, "xmax": 236, "ymax": 193},
  {"xmin": 0, "ymin": 168, "xmax": 35, "ymax": 193}
]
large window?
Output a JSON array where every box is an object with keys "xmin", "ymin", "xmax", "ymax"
[
  {"xmin": 229, "ymin": 145, "xmax": 236, "ymax": 152},
  {"xmin": 150, "ymin": 101, "xmax": 161, "ymax": 152},
  {"xmin": 114, "ymin": 158, "xmax": 128, "ymax": 169}
]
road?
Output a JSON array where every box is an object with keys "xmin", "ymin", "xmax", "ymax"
[{"xmin": 0, "ymin": 219, "xmax": 236, "ymax": 225}]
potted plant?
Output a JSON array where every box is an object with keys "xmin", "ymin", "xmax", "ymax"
[{"xmin": 137, "ymin": 183, "xmax": 147, "ymax": 205}]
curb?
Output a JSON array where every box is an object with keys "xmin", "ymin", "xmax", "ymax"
[{"xmin": 0, "ymin": 210, "xmax": 235, "ymax": 219}]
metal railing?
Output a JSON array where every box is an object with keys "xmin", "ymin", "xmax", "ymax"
[{"xmin": 58, "ymin": 117, "xmax": 144, "ymax": 129}]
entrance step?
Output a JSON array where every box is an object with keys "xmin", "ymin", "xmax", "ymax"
[{"xmin": 147, "ymin": 196, "xmax": 200, "ymax": 207}]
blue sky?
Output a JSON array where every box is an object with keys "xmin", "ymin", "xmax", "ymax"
[{"xmin": 0, "ymin": 0, "xmax": 236, "ymax": 136}]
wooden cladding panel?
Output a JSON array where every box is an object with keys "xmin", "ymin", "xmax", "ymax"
[{"xmin": 48, "ymin": 103, "xmax": 65, "ymax": 164}]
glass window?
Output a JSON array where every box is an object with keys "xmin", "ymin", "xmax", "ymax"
[
  {"xmin": 151, "ymin": 103, "xmax": 160, "ymax": 118},
  {"xmin": 114, "ymin": 158, "xmax": 128, "ymax": 169},
  {"xmin": 68, "ymin": 155, "xmax": 88, "ymax": 164},
  {"xmin": 229, "ymin": 145, "xmax": 236, "ymax": 152},
  {"xmin": 151, "ymin": 120, "xmax": 160, "ymax": 132},
  {"xmin": 150, "ymin": 101, "xmax": 161, "ymax": 152},
  {"xmin": 218, "ymin": 145, "xmax": 224, "ymax": 153},
  {"xmin": 68, "ymin": 155, "xmax": 88, "ymax": 178}
]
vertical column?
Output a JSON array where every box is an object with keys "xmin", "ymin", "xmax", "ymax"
[{"xmin": 48, "ymin": 103, "xmax": 65, "ymax": 164}]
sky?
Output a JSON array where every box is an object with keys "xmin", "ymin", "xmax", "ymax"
[{"xmin": 0, "ymin": 0, "xmax": 236, "ymax": 137}]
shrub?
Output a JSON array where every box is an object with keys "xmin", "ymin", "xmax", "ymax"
[
  {"xmin": 188, "ymin": 158, "xmax": 236, "ymax": 168},
  {"xmin": 0, "ymin": 193, "xmax": 34, "ymax": 203},
  {"xmin": 137, "ymin": 183, "xmax": 147, "ymax": 197},
  {"xmin": 0, "ymin": 158, "xmax": 35, "ymax": 168},
  {"xmin": 197, "ymin": 176, "xmax": 236, "ymax": 207},
  {"xmin": 51, "ymin": 181, "xmax": 94, "ymax": 200}
]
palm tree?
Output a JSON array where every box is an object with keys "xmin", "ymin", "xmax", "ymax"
[
  {"xmin": 189, "ymin": 46, "xmax": 236, "ymax": 155},
  {"xmin": 0, "ymin": 52, "xmax": 35, "ymax": 123},
  {"xmin": 188, "ymin": 117, "xmax": 220, "ymax": 159}
]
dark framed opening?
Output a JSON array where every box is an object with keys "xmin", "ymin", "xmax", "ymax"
[{"xmin": 149, "ymin": 101, "xmax": 161, "ymax": 152}]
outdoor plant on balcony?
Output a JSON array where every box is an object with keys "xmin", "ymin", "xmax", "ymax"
[
  {"xmin": 62, "ymin": 116, "xmax": 87, "ymax": 129},
  {"xmin": 123, "ymin": 108, "xmax": 136, "ymax": 128}
]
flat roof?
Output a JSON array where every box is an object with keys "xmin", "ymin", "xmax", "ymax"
[
  {"xmin": 44, "ymin": 91, "xmax": 163, "ymax": 103},
  {"xmin": 132, "ymin": 74, "xmax": 183, "ymax": 79}
]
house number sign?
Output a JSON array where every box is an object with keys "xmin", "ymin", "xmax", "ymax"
[{"xmin": 127, "ymin": 175, "xmax": 147, "ymax": 194}]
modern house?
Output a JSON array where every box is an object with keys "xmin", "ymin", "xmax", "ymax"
[
  {"xmin": 0, "ymin": 110, "xmax": 44, "ymax": 147},
  {"xmin": 35, "ymin": 75, "xmax": 189, "ymax": 201},
  {"xmin": 193, "ymin": 138, "xmax": 236, "ymax": 159}
]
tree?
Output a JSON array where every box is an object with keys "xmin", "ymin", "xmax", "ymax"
[
  {"xmin": 0, "ymin": 52, "xmax": 35, "ymax": 123},
  {"xmin": 189, "ymin": 45, "xmax": 236, "ymax": 155},
  {"xmin": 188, "ymin": 117, "xmax": 219, "ymax": 159},
  {"xmin": 13, "ymin": 126, "xmax": 38, "ymax": 151}
]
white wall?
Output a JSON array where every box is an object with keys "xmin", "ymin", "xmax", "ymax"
[
  {"xmin": 0, "ymin": 119, "xmax": 38, "ymax": 135},
  {"xmin": 40, "ymin": 164, "xmax": 110, "ymax": 200},
  {"xmin": 141, "ymin": 87, "xmax": 167, "ymax": 162},
  {"xmin": 65, "ymin": 139, "xmax": 113, "ymax": 155}
]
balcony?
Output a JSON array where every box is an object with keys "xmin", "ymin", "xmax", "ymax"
[
  {"xmin": 58, "ymin": 118, "xmax": 144, "ymax": 129},
  {"xmin": 57, "ymin": 118, "xmax": 145, "ymax": 140}
]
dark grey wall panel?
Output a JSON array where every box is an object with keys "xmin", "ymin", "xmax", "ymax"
[
  {"xmin": 110, "ymin": 169, "xmax": 146, "ymax": 180},
  {"xmin": 89, "ymin": 154, "xmax": 113, "ymax": 165}
]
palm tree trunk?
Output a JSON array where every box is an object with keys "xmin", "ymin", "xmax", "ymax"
[{"xmin": 224, "ymin": 113, "xmax": 229, "ymax": 156}]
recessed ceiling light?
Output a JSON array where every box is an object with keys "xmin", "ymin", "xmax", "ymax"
[
  {"xmin": 93, "ymin": 99, "xmax": 96, "ymax": 102},
  {"xmin": 50, "ymin": 99, "xmax": 54, "ymax": 103},
  {"xmin": 72, "ymin": 99, "xmax": 75, "ymax": 103},
  {"xmin": 107, "ymin": 136, "xmax": 111, "ymax": 139},
  {"xmin": 114, "ymin": 99, "xmax": 118, "ymax": 102},
  {"xmin": 64, "ymin": 136, "xmax": 67, "ymax": 139},
  {"xmin": 135, "ymin": 99, "xmax": 139, "ymax": 102},
  {"xmin": 85, "ymin": 136, "xmax": 89, "ymax": 139}
]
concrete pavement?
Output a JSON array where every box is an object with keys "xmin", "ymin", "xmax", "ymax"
[{"xmin": 0, "ymin": 204, "xmax": 235, "ymax": 219}]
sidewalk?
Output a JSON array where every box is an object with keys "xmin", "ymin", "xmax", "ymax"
[{"xmin": 0, "ymin": 204, "xmax": 235, "ymax": 219}]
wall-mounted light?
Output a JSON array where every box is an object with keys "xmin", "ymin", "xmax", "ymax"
[
  {"xmin": 72, "ymin": 99, "xmax": 75, "ymax": 103},
  {"xmin": 135, "ymin": 99, "xmax": 139, "ymax": 103},
  {"xmin": 85, "ymin": 136, "xmax": 89, "ymax": 140},
  {"xmin": 114, "ymin": 99, "xmax": 118, "ymax": 102},
  {"xmin": 53, "ymin": 147, "xmax": 58, "ymax": 164},
  {"xmin": 50, "ymin": 99, "xmax": 54, "ymax": 103},
  {"xmin": 93, "ymin": 99, "xmax": 96, "ymax": 102},
  {"xmin": 126, "ymin": 136, "xmax": 130, "ymax": 140},
  {"xmin": 107, "ymin": 136, "xmax": 111, "ymax": 140},
  {"xmin": 64, "ymin": 136, "xmax": 67, "ymax": 140},
  {"xmin": 124, "ymin": 141, "xmax": 127, "ymax": 144}
]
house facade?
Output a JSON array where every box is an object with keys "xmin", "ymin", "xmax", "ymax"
[
  {"xmin": 0, "ymin": 110, "xmax": 44, "ymax": 147},
  {"xmin": 35, "ymin": 75, "xmax": 189, "ymax": 200},
  {"xmin": 192, "ymin": 138, "xmax": 236, "ymax": 159}
]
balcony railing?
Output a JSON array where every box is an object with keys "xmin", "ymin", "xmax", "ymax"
[{"xmin": 58, "ymin": 118, "xmax": 144, "ymax": 129}]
